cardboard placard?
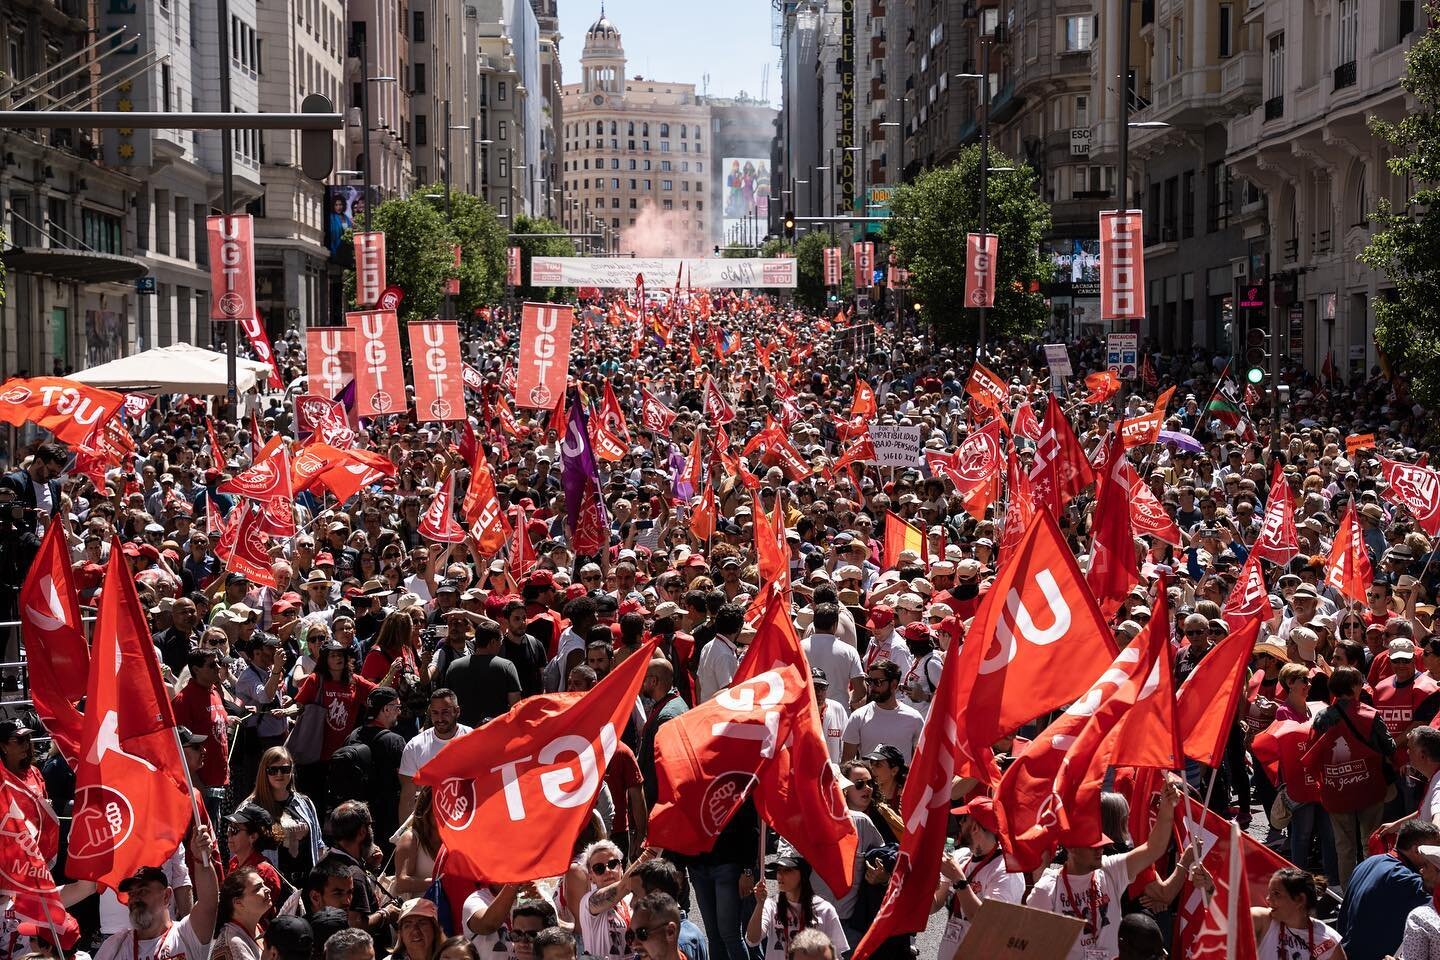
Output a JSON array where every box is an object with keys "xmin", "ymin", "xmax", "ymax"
[
  {"xmin": 868, "ymin": 424, "xmax": 923, "ymax": 467},
  {"xmin": 1044, "ymin": 343, "xmax": 1074, "ymax": 379},
  {"xmin": 957, "ymin": 899, "xmax": 1085, "ymax": 958}
]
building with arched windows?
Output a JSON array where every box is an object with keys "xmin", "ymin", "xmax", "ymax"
[{"xmin": 559, "ymin": 8, "xmax": 715, "ymax": 256}]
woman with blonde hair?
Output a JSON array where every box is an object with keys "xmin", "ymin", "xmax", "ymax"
[
  {"xmin": 244, "ymin": 745, "xmax": 323, "ymax": 888},
  {"xmin": 393, "ymin": 785, "xmax": 442, "ymax": 897}
]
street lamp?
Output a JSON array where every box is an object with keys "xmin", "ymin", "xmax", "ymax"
[
  {"xmin": 953, "ymin": 32, "xmax": 996, "ymax": 355},
  {"xmin": 356, "ymin": 68, "xmax": 398, "ymax": 232}
]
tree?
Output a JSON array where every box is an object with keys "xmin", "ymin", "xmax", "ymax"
[
  {"xmin": 343, "ymin": 189, "xmax": 453, "ymax": 323},
  {"xmin": 449, "ymin": 191, "xmax": 509, "ymax": 319},
  {"xmin": 722, "ymin": 242, "xmax": 753, "ymax": 259},
  {"xmin": 1362, "ymin": 1, "xmax": 1440, "ymax": 406},
  {"xmin": 792, "ymin": 230, "xmax": 852, "ymax": 311},
  {"xmin": 884, "ymin": 146, "xmax": 1052, "ymax": 343},
  {"xmin": 509, "ymin": 215, "xmax": 576, "ymax": 303},
  {"xmin": 759, "ymin": 237, "xmax": 791, "ymax": 259}
]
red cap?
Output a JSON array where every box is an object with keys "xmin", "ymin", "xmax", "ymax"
[
  {"xmin": 314, "ymin": 552, "xmax": 335, "ymax": 566},
  {"xmin": 527, "ymin": 518, "xmax": 549, "ymax": 537},
  {"xmin": 950, "ymin": 796, "xmax": 1001, "ymax": 836},
  {"xmin": 935, "ymin": 616, "xmax": 965, "ymax": 643},
  {"xmin": 900, "ymin": 621, "xmax": 931, "ymax": 642},
  {"xmin": 565, "ymin": 584, "xmax": 587, "ymax": 600},
  {"xmin": 138, "ymin": 543, "xmax": 160, "ymax": 562},
  {"xmin": 204, "ymin": 468, "xmax": 222, "ymax": 484},
  {"xmin": 527, "ymin": 570, "xmax": 556, "ymax": 588},
  {"xmin": 483, "ymin": 595, "xmax": 510, "ymax": 618},
  {"xmin": 619, "ymin": 598, "xmax": 651, "ymax": 617},
  {"xmin": 866, "ymin": 605, "xmax": 896, "ymax": 629},
  {"xmin": 272, "ymin": 599, "xmax": 297, "ymax": 615},
  {"xmin": 685, "ymin": 555, "xmax": 709, "ymax": 568},
  {"xmin": 120, "ymin": 541, "xmax": 142, "ymax": 557}
]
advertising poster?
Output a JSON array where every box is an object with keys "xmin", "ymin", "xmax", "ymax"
[{"xmin": 721, "ymin": 157, "xmax": 772, "ymax": 243}]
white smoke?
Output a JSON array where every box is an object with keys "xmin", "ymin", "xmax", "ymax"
[{"xmin": 621, "ymin": 203, "xmax": 710, "ymax": 258}]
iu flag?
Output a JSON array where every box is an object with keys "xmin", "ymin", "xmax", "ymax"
[
  {"xmin": 353, "ymin": 231, "xmax": 387, "ymax": 307},
  {"xmin": 414, "ymin": 639, "xmax": 658, "ymax": 881},
  {"xmin": 122, "ymin": 393, "xmax": 155, "ymax": 421},
  {"xmin": 702, "ymin": 375, "xmax": 736, "ymax": 425},
  {"xmin": 560, "ymin": 394, "xmax": 611, "ymax": 556},
  {"xmin": 1379, "ymin": 455, "xmax": 1440, "ymax": 537},
  {"xmin": 1250, "ymin": 461, "xmax": 1300, "ymax": 565},
  {"xmin": 1325, "ymin": 501, "xmax": 1373, "ymax": 603},
  {"xmin": 68, "ymin": 542, "xmax": 192, "ymax": 892},
  {"xmin": 964, "ymin": 233, "xmax": 999, "ymax": 308},
  {"xmin": 822, "ymin": 247, "xmax": 842, "ymax": 286},
  {"xmin": 1030, "ymin": 393, "xmax": 1095, "ymax": 515},
  {"xmin": 409, "ymin": 321, "xmax": 466, "ymax": 422},
  {"xmin": 346, "ymin": 310, "xmax": 407, "ymax": 417},
  {"xmin": 1177, "ymin": 617, "xmax": 1263, "ymax": 768},
  {"xmin": 0, "ymin": 378, "xmax": 125, "ymax": 447},
  {"xmin": 419, "ymin": 474, "xmax": 466, "ymax": 544},
  {"xmin": 515, "ymin": 303, "xmax": 574, "ymax": 410},
  {"xmin": 648, "ymin": 666, "xmax": 809, "ymax": 854},
  {"xmin": 18, "ymin": 522, "xmax": 88, "ymax": 761},
  {"xmin": 1086, "ymin": 432, "xmax": 1141, "ymax": 615},
  {"xmin": 1221, "ymin": 551, "xmax": 1269, "ymax": 633},
  {"xmin": 1099, "ymin": 210, "xmax": 1145, "ymax": 322},
  {"xmin": 965, "ymin": 362, "xmax": 1009, "ymax": 414}
]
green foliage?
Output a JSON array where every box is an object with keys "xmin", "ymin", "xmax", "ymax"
[
  {"xmin": 1362, "ymin": 2, "xmax": 1440, "ymax": 406},
  {"xmin": 722, "ymin": 242, "xmax": 754, "ymax": 259},
  {"xmin": 341, "ymin": 184, "xmax": 510, "ymax": 323},
  {"xmin": 884, "ymin": 146, "xmax": 1053, "ymax": 343},
  {"xmin": 793, "ymin": 230, "xmax": 852, "ymax": 310},
  {"xmin": 509, "ymin": 215, "xmax": 576, "ymax": 303},
  {"xmin": 759, "ymin": 237, "xmax": 791, "ymax": 259}
]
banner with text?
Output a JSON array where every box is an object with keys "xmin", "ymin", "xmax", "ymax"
[
  {"xmin": 507, "ymin": 246, "xmax": 523, "ymax": 287},
  {"xmin": 305, "ymin": 327, "xmax": 356, "ymax": 400},
  {"xmin": 515, "ymin": 303, "xmax": 574, "ymax": 409},
  {"xmin": 964, "ymin": 233, "xmax": 999, "ymax": 308},
  {"xmin": 530, "ymin": 257, "xmax": 796, "ymax": 289},
  {"xmin": 1099, "ymin": 210, "xmax": 1145, "ymax": 323},
  {"xmin": 354, "ymin": 231, "xmax": 387, "ymax": 307},
  {"xmin": 408, "ymin": 320, "xmax": 466, "ymax": 422},
  {"xmin": 868, "ymin": 424, "xmax": 924, "ymax": 467},
  {"xmin": 206, "ymin": 215, "xmax": 256, "ymax": 323},
  {"xmin": 346, "ymin": 310, "xmax": 407, "ymax": 417},
  {"xmin": 823, "ymin": 247, "xmax": 842, "ymax": 286}
]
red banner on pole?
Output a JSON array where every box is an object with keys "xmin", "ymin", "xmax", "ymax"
[
  {"xmin": 1100, "ymin": 210, "xmax": 1145, "ymax": 322},
  {"xmin": 346, "ymin": 310, "xmax": 407, "ymax": 417},
  {"xmin": 305, "ymin": 326, "xmax": 355, "ymax": 400},
  {"xmin": 853, "ymin": 242, "xmax": 874, "ymax": 287},
  {"xmin": 408, "ymin": 320, "xmax": 466, "ymax": 421},
  {"xmin": 507, "ymin": 246, "xmax": 523, "ymax": 287},
  {"xmin": 964, "ymin": 232, "xmax": 998, "ymax": 308},
  {"xmin": 823, "ymin": 246, "xmax": 841, "ymax": 286},
  {"xmin": 354, "ymin": 231, "xmax": 387, "ymax": 307},
  {"xmin": 446, "ymin": 244, "xmax": 462, "ymax": 296},
  {"xmin": 514, "ymin": 302, "xmax": 573, "ymax": 410},
  {"xmin": 206, "ymin": 214, "xmax": 256, "ymax": 323}
]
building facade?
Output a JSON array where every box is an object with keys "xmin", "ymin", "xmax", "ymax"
[
  {"xmin": 707, "ymin": 96, "xmax": 780, "ymax": 250},
  {"xmin": 347, "ymin": 0, "xmax": 413, "ymax": 201},
  {"xmin": 560, "ymin": 12, "xmax": 713, "ymax": 256}
]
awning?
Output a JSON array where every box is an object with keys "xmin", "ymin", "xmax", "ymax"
[
  {"xmin": 68, "ymin": 342, "xmax": 274, "ymax": 395},
  {"xmin": 0, "ymin": 246, "xmax": 149, "ymax": 284}
]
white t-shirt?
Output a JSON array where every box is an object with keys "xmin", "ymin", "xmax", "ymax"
[
  {"xmin": 803, "ymin": 635, "xmax": 864, "ymax": 707},
  {"xmin": 1423, "ymin": 768, "xmax": 1440, "ymax": 825},
  {"xmin": 696, "ymin": 635, "xmax": 742, "ymax": 703},
  {"xmin": 819, "ymin": 698, "xmax": 848, "ymax": 762},
  {"xmin": 94, "ymin": 915, "xmax": 209, "ymax": 960},
  {"xmin": 842, "ymin": 701, "xmax": 925, "ymax": 761},
  {"xmin": 577, "ymin": 888, "xmax": 632, "ymax": 960},
  {"xmin": 1026, "ymin": 855, "xmax": 1130, "ymax": 960},
  {"xmin": 399, "ymin": 724, "xmax": 474, "ymax": 778},
  {"xmin": 463, "ymin": 887, "xmax": 513, "ymax": 960},
  {"xmin": 745, "ymin": 896, "xmax": 849, "ymax": 956},
  {"xmin": 1256, "ymin": 916, "xmax": 1342, "ymax": 959},
  {"xmin": 99, "ymin": 845, "xmax": 190, "ymax": 934},
  {"xmin": 555, "ymin": 628, "xmax": 587, "ymax": 692},
  {"xmin": 936, "ymin": 850, "xmax": 1026, "ymax": 960},
  {"xmin": 862, "ymin": 633, "xmax": 914, "ymax": 678}
]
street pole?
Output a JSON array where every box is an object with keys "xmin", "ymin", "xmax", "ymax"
[
  {"xmin": 359, "ymin": 30, "xmax": 373, "ymax": 233},
  {"xmin": 977, "ymin": 36, "xmax": 991, "ymax": 358},
  {"xmin": 218, "ymin": 0, "xmax": 238, "ymax": 423},
  {"xmin": 1118, "ymin": 0, "xmax": 1132, "ymax": 216},
  {"xmin": 442, "ymin": 98, "xmax": 454, "ymax": 321}
]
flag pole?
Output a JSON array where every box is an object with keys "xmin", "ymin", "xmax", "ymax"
[{"xmin": 170, "ymin": 726, "xmax": 205, "ymax": 831}]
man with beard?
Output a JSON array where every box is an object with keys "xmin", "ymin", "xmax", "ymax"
[
  {"xmin": 841, "ymin": 659, "xmax": 924, "ymax": 762},
  {"xmin": 93, "ymin": 825, "xmax": 219, "ymax": 960},
  {"xmin": 627, "ymin": 893, "xmax": 686, "ymax": 960},
  {"xmin": 398, "ymin": 689, "xmax": 472, "ymax": 820},
  {"xmin": 315, "ymin": 802, "xmax": 399, "ymax": 947},
  {"xmin": 501, "ymin": 597, "xmax": 549, "ymax": 696}
]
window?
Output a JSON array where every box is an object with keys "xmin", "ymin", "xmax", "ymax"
[
  {"xmin": 1338, "ymin": 0, "xmax": 1359, "ymax": 66},
  {"xmin": 413, "ymin": 10, "xmax": 425, "ymax": 41},
  {"xmin": 662, "ymin": 180, "xmax": 673, "ymax": 190},
  {"xmin": 630, "ymin": 198, "xmax": 638, "ymax": 208},
  {"xmin": 660, "ymin": 160, "xmax": 672, "ymax": 172},
  {"xmin": 499, "ymin": 197, "xmax": 509, "ymax": 217},
  {"xmin": 682, "ymin": 181, "xmax": 689, "ymax": 191},
  {"xmin": 612, "ymin": 178, "xmax": 620, "ymax": 188},
  {"xmin": 659, "ymin": 123, "xmax": 670, "ymax": 136},
  {"xmin": 661, "ymin": 141, "xmax": 671, "ymax": 152},
  {"xmin": 679, "ymin": 125, "xmax": 687, "ymax": 138},
  {"xmin": 498, "ymin": 81, "xmax": 507, "ymax": 100},
  {"xmin": 628, "ymin": 159, "xmax": 637, "ymax": 169},
  {"xmin": 1182, "ymin": 170, "xmax": 1195, "ymax": 238},
  {"xmin": 642, "ymin": 123, "xmax": 649, "ymax": 136},
  {"xmin": 414, "ymin": 63, "xmax": 426, "ymax": 94},
  {"xmin": 610, "ymin": 121, "xmax": 618, "ymax": 135},
  {"xmin": 644, "ymin": 179, "xmax": 652, "ymax": 189},
  {"xmin": 697, "ymin": 162, "xmax": 703, "ymax": 173},
  {"xmin": 162, "ymin": 63, "xmax": 172, "ymax": 112},
  {"xmin": 643, "ymin": 160, "xmax": 651, "ymax": 171},
  {"xmin": 681, "ymin": 162, "xmax": 689, "ymax": 172},
  {"xmin": 612, "ymin": 198, "xmax": 620, "ymax": 208},
  {"xmin": 663, "ymin": 199, "xmax": 673, "ymax": 210},
  {"xmin": 628, "ymin": 121, "xmax": 635, "ymax": 135},
  {"xmin": 1062, "ymin": 15, "xmax": 1093, "ymax": 51},
  {"xmin": 1208, "ymin": 162, "xmax": 1229, "ymax": 231},
  {"xmin": 695, "ymin": 182, "xmax": 702, "ymax": 192},
  {"xmin": 499, "ymin": 156, "xmax": 509, "ymax": 178},
  {"xmin": 83, "ymin": 209, "xmax": 124, "ymax": 254},
  {"xmin": 612, "ymin": 217, "xmax": 619, "ymax": 227},
  {"xmin": 499, "ymin": 120, "xmax": 508, "ymax": 141},
  {"xmin": 1268, "ymin": 32, "xmax": 1285, "ymax": 99},
  {"xmin": 1075, "ymin": 94, "xmax": 1089, "ymax": 128},
  {"xmin": 1218, "ymin": 4, "xmax": 1233, "ymax": 58},
  {"xmin": 414, "ymin": 115, "xmax": 427, "ymax": 146},
  {"xmin": 697, "ymin": 201, "xmax": 703, "ymax": 210}
]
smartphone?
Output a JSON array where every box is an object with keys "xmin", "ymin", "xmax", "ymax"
[{"xmin": 434, "ymin": 624, "xmax": 449, "ymax": 638}]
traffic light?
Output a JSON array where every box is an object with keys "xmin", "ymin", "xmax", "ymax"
[
  {"xmin": 783, "ymin": 211, "xmax": 796, "ymax": 240},
  {"xmin": 1245, "ymin": 326, "xmax": 1270, "ymax": 384}
]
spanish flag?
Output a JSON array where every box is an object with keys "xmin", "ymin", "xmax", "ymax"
[{"xmin": 884, "ymin": 511, "xmax": 926, "ymax": 568}]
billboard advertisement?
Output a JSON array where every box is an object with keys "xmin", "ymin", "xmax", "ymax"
[
  {"xmin": 722, "ymin": 157, "xmax": 772, "ymax": 244},
  {"xmin": 325, "ymin": 186, "xmax": 378, "ymax": 261},
  {"xmin": 1046, "ymin": 239, "xmax": 1101, "ymax": 296}
]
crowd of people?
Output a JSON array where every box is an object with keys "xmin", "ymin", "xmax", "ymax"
[{"xmin": 2, "ymin": 290, "xmax": 1439, "ymax": 960}]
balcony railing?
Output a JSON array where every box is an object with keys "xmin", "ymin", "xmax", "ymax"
[
  {"xmin": 1333, "ymin": 60, "xmax": 1357, "ymax": 90},
  {"xmin": 1264, "ymin": 95, "xmax": 1284, "ymax": 121}
]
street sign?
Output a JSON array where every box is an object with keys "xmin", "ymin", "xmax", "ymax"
[
  {"xmin": 135, "ymin": 276, "xmax": 156, "ymax": 294},
  {"xmin": 1106, "ymin": 332, "xmax": 1139, "ymax": 379},
  {"xmin": 1069, "ymin": 128, "xmax": 1091, "ymax": 157}
]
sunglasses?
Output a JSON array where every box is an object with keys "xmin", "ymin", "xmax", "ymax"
[
  {"xmin": 510, "ymin": 931, "xmax": 539, "ymax": 943},
  {"xmin": 590, "ymin": 858, "xmax": 623, "ymax": 874},
  {"xmin": 1183, "ymin": 629, "xmax": 1207, "ymax": 637},
  {"xmin": 625, "ymin": 927, "xmax": 656, "ymax": 944},
  {"xmin": 863, "ymin": 677, "xmax": 889, "ymax": 686},
  {"xmin": 848, "ymin": 777, "xmax": 874, "ymax": 788},
  {"xmin": 267, "ymin": 764, "xmax": 293, "ymax": 775}
]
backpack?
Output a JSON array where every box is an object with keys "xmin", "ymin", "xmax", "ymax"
[
  {"xmin": 1301, "ymin": 704, "xmax": 1388, "ymax": 814},
  {"xmin": 327, "ymin": 741, "xmax": 373, "ymax": 807}
]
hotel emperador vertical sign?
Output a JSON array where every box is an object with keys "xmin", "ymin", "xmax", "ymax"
[{"xmin": 840, "ymin": 0, "xmax": 856, "ymax": 214}]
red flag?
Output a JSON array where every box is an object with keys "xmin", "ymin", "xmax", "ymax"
[
  {"xmin": 647, "ymin": 665, "xmax": 811, "ymax": 852},
  {"xmin": 639, "ymin": 387, "xmax": 678, "ymax": 436},
  {"xmin": 1141, "ymin": 353, "xmax": 1159, "ymax": 389},
  {"xmin": 1113, "ymin": 457, "xmax": 1181, "ymax": 545},
  {"xmin": 850, "ymin": 376, "xmax": 877, "ymax": 419},
  {"xmin": 702, "ymin": 375, "xmax": 736, "ymax": 425},
  {"xmin": 347, "ymin": 310, "xmax": 407, "ymax": 417},
  {"xmin": 884, "ymin": 512, "xmax": 926, "ymax": 567},
  {"xmin": 67, "ymin": 540, "xmax": 192, "ymax": 891},
  {"xmin": 999, "ymin": 444, "xmax": 1035, "ymax": 562},
  {"xmin": 217, "ymin": 444, "xmax": 293, "ymax": 502},
  {"xmin": 0, "ymin": 771, "xmax": 78, "ymax": 949},
  {"xmin": 1086, "ymin": 432, "xmax": 1141, "ymax": 615},
  {"xmin": 1250, "ymin": 461, "xmax": 1300, "ymax": 565},
  {"xmin": 1175, "ymin": 808, "xmax": 1287, "ymax": 960},
  {"xmin": 1100, "ymin": 210, "xmax": 1146, "ymax": 322},
  {"xmin": 226, "ymin": 504, "xmax": 277, "ymax": 589},
  {"xmin": 1378, "ymin": 455, "xmax": 1440, "ymax": 537},
  {"xmin": 1030, "ymin": 394, "xmax": 1095, "ymax": 515},
  {"xmin": 508, "ymin": 507, "xmax": 537, "ymax": 578},
  {"xmin": 1325, "ymin": 500, "xmax": 1373, "ymax": 603},
  {"xmin": 1176, "ymin": 617, "xmax": 1263, "ymax": 768},
  {"xmin": 414, "ymin": 639, "xmax": 658, "ymax": 881},
  {"xmin": 464, "ymin": 462, "xmax": 510, "ymax": 557},
  {"xmin": 1010, "ymin": 400, "xmax": 1042, "ymax": 443},
  {"xmin": 832, "ymin": 434, "xmax": 877, "ymax": 475},
  {"xmin": 211, "ymin": 500, "xmax": 239, "ymax": 565},
  {"xmin": 18, "ymin": 523, "xmax": 89, "ymax": 760},
  {"xmin": 410, "ymin": 320, "xmax": 467, "ymax": 421},
  {"xmin": 965, "ymin": 362, "xmax": 1008, "ymax": 414},
  {"xmin": 206, "ymin": 415, "xmax": 225, "ymax": 468},
  {"xmin": 599, "ymin": 381, "xmax": 632, "ymax": 446},
  {"xmin": 690, "ymin": 485, "xmax": 717, "ymax": 541},
  {"xmin": 419, "ymin": 474, "xmax": 466, "ymax": 544},
  {"xmin": 735, "ymin": 586, "xmax": 858, "ymax": 893},
  {"xmin": 0, "ymin": 378, "xmax": 125, "ymax": 446},
  {"xmin": 996, "ymin": 584, "xmax": 1179, "ymax": 869},
  {"xmin": 933, "ymin": 419, "xmax": 1004, "ymax": 521},
  {"xmin": 963, "ymin": 233, "xmax": 998, "ymax": 308},
  {"xmin": 514, "ymin": 304, "xmax": 573, "ymax": 410},
  {"xmin": 1083, "ymin": 370, "xmax": 1121, "ymax": 404},
  {"xmin": 1221, "ymin": 552, "xmax": 1269, "ymax": 633},
  {"xmin": 1118, "ymin": 407, "xmax": 1164, "ymax": 449}
]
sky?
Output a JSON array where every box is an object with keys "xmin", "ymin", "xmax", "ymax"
[{"xmin": 558, "ymin": 0, "xmax": 778, "ymax": 103}]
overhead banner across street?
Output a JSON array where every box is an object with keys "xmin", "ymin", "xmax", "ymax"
[{"xmin": 530, "ymin": 257, "xmax": 798, "ymax": 288}]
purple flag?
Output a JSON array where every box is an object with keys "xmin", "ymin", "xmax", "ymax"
[{"xmin": 561, "ymin": 394, "xmax": 610, "ymax": 556}]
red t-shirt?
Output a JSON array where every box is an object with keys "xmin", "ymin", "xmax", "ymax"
[
  {"xmin": 295, "ymin": 673, "xmax": 378, "ymax": 759},
  {"xmin": 604, "ymin": 740, "xmax": 644, "ymax": 835},
  {"xmin": 360, "ymin": 646, "xmax": 416, "ymax": 684},
  {"xmin": 171, "ymin": 681, "xmax": 229, "ymax": 787}
]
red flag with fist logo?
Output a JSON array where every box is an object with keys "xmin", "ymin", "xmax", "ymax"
[
  {"xmin": 1249, "ymin": 461, "xmax": 1300, "ymax": 565},
  {"xmin": 414, "ymin": 639, "xmax": 658, "ymax": 882}
]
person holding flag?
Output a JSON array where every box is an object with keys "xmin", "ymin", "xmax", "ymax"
[{"xmin": 92, "ymin": 826, "xmax": 219, "ymax": 960}]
